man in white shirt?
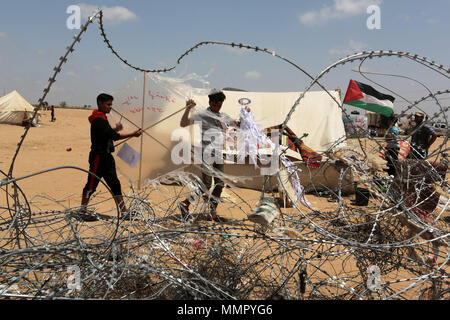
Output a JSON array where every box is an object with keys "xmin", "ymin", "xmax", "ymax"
[{"xmin": 178, "ymin": 90, "xmax": 239, "ymax": 222}]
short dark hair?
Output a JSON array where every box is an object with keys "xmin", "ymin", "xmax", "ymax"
[
  {"xmin": 97, "ymin": 93, "xmax": 114, "ymax": 106},
  {"xmin": 208, "ymin": 91, "xmax": 226, "ymax": 103}
]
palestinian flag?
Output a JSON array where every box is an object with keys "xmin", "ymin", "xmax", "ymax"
[{"xmin": 343, "ymin": 80, "xmax": 395, "ymax": 117}]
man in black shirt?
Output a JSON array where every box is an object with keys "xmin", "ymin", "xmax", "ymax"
[
  {"xmin": 80, "ymin": 93, "xmax": 141, "ymax": 220},
  {"xmin": 409, "ymin": 111, "xmax": 437, "ymax": 160}
]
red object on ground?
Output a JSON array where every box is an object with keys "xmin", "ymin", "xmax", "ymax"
[{"xmin": 66, "ymin": 147, "xmax": 72, "ymax": 152}]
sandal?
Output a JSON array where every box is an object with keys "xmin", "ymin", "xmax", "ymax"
[{"xmin": 205, "ymin": 214, "xmax": 228, "ymax": 223}]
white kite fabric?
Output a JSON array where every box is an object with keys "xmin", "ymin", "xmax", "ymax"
[
  {"xmin": 111, "ymin": 67, "xmax": 319, "ymax": 210},
  {"xmin": 111, "ymin": 73, "xmax": 346, "ymax": 185},
  {"xmin": 111, "ymin": 73, "xmax": 211, "ymax": 183},
  {"xmin": 237, "ymin": 107, "xmax": 315, "ymax": 210}
]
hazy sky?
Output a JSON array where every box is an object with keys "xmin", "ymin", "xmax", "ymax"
[{"xmin": 0, "ymin": 0, "xmax": 448, "ymax": 117}]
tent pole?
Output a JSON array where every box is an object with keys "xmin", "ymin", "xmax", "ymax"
[{"xmin": 138, "ymin": 71, "xmax": 146, "ymax": 190}]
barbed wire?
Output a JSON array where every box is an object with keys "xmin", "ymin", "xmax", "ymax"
[
  {"xmin": 7, "ymin": 12, "xmax": 101, "ymax": 180},
  {"xmin": 0, "ymin": 10, "xmax": 449, "ymax": 300}
]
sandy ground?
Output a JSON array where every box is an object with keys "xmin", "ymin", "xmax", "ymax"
[
  {"xmin": 0, "ymin": 108, "xmax": 336, "ymax": 209},
  {"xmin": 2, "ymin": 107, "xmax": 447, "ymax": 208},
  {"xmin": 1, "ymin": 107, "xmax": 448, "ymax": 218},
  {"xmin": 1, "ymin": 108, "xmax": 448, "ymax": 299},
  {"xmin": 1, "ymin": 108, "xmax": 93, "ymax": 204}
]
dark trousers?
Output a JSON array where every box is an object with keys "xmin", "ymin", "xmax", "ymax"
[
  {"xmin": 409, "ymin": 145, "xmax": 427, "ymax": 160},
  {"xmin": 82, "ymin": 152, "xmax": 122, "ymax": 199},
  {"xmin": 188, "ymin": 162, "xmax": 224, "ymax": 210}
]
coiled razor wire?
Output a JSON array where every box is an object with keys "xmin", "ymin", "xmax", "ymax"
[{"xmin": 0, "ymin": 10, "xmax": 448, "ymax": 300}]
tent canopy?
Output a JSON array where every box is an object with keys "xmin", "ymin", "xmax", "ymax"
[
  {"xmin": 193, "ymin": 89, "xmax": 346, "ymax": 154},
  {"xmin": 0, "ymin": 90, "xmax": 37, "ymax": 125},
  {"xmin": 111, "ymin": 74, "xmax": 346, "ymax": 183}
]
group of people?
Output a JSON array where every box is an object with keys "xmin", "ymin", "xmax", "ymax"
[
  {"xmin": 78, "ymin": 90, "xmax": 439, "ymax": 221},
  {"xmin": 79, "ymin": 90, "xmax": 236, "ymax": 222},
  {"xmin": 384, "ymin": 111, "xmax": 438, "ymax": 178}
]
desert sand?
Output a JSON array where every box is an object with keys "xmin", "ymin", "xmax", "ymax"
[
  {"xmin": 2, "ymin": 107, "xmax": 447, "ymax": 208},
  {"xmin": 0, "ymin": 107, "xmax": 343, "ymax": 211},
  {"xmin": 1, "ymin": 107, "xmax": 448, "ymax": 300}
]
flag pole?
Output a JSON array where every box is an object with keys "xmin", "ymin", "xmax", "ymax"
[{"xmin": 138, "ymin": 71, "xmax": 146, "ymax": 190}]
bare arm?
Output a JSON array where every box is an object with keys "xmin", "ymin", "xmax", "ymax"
[
  {"xmin": 117, "ymin": 129, "xmax": 142, "ymax": 140},
  {"xmin": 101, "ymin": 119, "xmax": 140, "ymax": 141},
  {"xmin": 180, "ymin": 99, "xmax": 196, "ymax": 127}
]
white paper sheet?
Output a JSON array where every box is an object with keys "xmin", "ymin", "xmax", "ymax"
[{"xmin": 117, "ymin": 143, "xmax": 140, "ymax": 168}]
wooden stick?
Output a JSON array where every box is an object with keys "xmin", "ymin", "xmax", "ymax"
[
  {"xmin": 138, "ymin": 72, "xmax": 147, "ymax": 190},
  {"xmin": 112, "ymin": 107, "xmax": 169, "ymax": 151},
  {"xmin": 114, "ymin": 105, "xmax": 188, "ymax": 148},
  {"xmin": 142, "ymin": 105, "xmax": 188, "ymax": 132}
]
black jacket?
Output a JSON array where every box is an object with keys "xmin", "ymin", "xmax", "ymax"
[{"xmin": 88, "ymin": 111, "xmax": 120, "ymax": 154}]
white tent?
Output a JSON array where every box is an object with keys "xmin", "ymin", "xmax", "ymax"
[
  {"xmin": 191, "ymin": 89, "xmax": 351, "ymax": 195},
  {"xmin": 193, "ymin": 89, "xmax": 346, "ymax": 154},
  {"xmin": 111, "ymin": 74, "xmax": 348, "ymax": 191},
  {"xmin": 0, "ymin": 90, "xmax": 38, "ymax": 125}
]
